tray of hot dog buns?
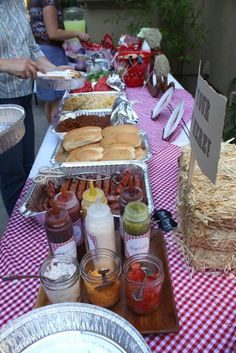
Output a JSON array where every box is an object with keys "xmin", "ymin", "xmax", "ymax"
[
  {"xmin": 19, "ymin": 163, "xmax": 154, "ymax": 224},
  {"xmin": 50, "ymin": 124, "xmax": 151, "ymax": 166}
]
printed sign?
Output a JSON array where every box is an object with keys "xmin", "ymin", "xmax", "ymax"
[{"xmin": 189, "ymin": 73, "xmax": 227, "ymax": 183}]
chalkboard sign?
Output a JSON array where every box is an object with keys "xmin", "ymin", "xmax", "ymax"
[{"xmin": 152, "ymin": 209, "xmax": 178, "ymax": 233}]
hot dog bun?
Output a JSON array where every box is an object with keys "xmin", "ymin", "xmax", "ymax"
[
  {"xmin": 62, "ymin": 126, "xmax": 102, "ymax": 151},
  {"xmin": 135, "ymin": 147, "xmax": 146, "ymax": 160},
  {"xmin": 102, "ymin": 145, "xmax": 135, "ymax": 160},
  {"xmin": 66, "ymin": 147, "xmax": 103, "ymax": 162},
  {"xmin": 68, "ymin": 143, "xmax": 102, "ymax": 154},
  {"xmin": 101, "ymin": 133, "xmax": 141, "ymax": 148},
  {"xmin": 102, "ymin": 124, "xmax": 140, "ymax": 137}
]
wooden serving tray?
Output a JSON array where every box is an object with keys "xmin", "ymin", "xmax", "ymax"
[{"xmin": 35, "ymin": 230, "xmax": 179, "ymax": 334}]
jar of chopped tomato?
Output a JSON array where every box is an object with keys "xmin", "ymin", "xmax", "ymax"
[{"xmin": 123, "ymin": 254, "xmax": 164, "ymax": 315}]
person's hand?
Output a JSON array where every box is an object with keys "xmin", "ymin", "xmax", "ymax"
[
  {"xmin": 5, "ymin": 58, "xmax": 42, "ymax": 80},
  {"xmin": 76, "ymin": 32, "xmax": 90, "ymax": 42}
]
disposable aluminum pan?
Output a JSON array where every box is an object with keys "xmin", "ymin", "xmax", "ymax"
[
  {"xmin": 51, "ymin": 109, "xmax": 112, "ymax": 139},
  {"xmin": 60, "ymin": 91, "xmax": 120, "ymax": 114},
  {"xmin": 19, "ymin": 162, "xmax": 154, "ymax": 225},
  {"xmin": 36, "ymin": 75, "xmax": 86, "ymax": 91},
  {"xmin": 0, "ymin": 104, "xmax": 25, "ymax": 154},
  {"xmin": 0, "ymin": 303, "xmax": 151, "ymax": 353},
  {"xmin": 50, "ymin": 130, "xmax": 152, "ymax": 166}
]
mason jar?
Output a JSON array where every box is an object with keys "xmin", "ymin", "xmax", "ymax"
[
  {"xmin": 80, "ymin": 248, "xmax": 121, "ymax": 308},
  {"xmin": 123, "ymin": 253, "xmax": 164, "ymax": 315},
  {"xmin": 39, "ymin": 254, "xmax": 80, "ymax": 304}
]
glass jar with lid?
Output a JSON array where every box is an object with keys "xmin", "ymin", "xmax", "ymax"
[
  {"xmin": 80, "ymin": 248, "xmax": 121, "ymax": 308},
  {"xmin": 123, "ymin": 253, "xmax": 164, "ymax": 315},
  {"xmin": 39, "ymin": 254, "xmax": 80, "ymax": 304}
]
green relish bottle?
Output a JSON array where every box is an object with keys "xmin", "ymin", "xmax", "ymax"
[{"xmin": 123, "ymin": 201, "xmax": 150, "ymax": 258}]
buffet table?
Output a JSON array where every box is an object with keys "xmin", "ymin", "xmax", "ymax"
[{"xmin": 0, "ymin": 79, "xmax": 235, "ymax": 353}]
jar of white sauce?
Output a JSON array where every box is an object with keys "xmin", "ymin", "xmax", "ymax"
[{"xmin": 39, "ymin": 254, "xmax": 80, "ymax": 304}]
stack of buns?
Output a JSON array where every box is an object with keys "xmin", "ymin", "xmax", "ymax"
[{"xmin": 61, "ymin": 124, "xmax": 146, "ymax": 162}]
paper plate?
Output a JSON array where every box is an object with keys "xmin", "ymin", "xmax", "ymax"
[
  {"xmin": 36, "ymin": 71, "xmax": 85, "ymax": 91},
  {"xmin": 151, "ymin": 86, "xmax": 174, "ymax": 120},
  {"xmin": 162, "ymin": 99, "xmax": 184, "ymax": 140},
  {"xmin": 0, "ymin": 303, "xmax": 151, "ymax": 353}
]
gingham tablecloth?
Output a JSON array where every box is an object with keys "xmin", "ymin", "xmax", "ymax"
[{"xmin": 0, "ymin": 88, "xmax": 235, "ymax": 353}]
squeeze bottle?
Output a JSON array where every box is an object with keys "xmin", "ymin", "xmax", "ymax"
[
  {"xmin": 85, "ymin": 198, "xmax": 116, "ymax": 253},
  {"xmin": 119, "ymin": 175, "xmax": 143, "ymax": 256},
  {"xmin": 54, "ymin": 186, "xmax": 85, "ymax": 261},
  {"xmin": 81, "ymin": 180, "xmax": 107, "ymax": 217},
  {"xmin": 123, "ymin": 201, "xmax": 150, "ymax": 258},
  {"xmin": 44, "ymin": 203, "xmax": 77, "ymax": 258}
]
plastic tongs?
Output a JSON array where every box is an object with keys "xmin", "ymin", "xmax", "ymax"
[{"xmin": 33, "ymin": 166, "xmax": 64, "ymax": 184}]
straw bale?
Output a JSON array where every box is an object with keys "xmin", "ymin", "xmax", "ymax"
[{"xmin": 177, "ymin": 143, "xmax": 236, "ymax": 271}]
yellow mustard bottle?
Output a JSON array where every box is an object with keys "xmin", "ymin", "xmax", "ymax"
[{"xmin": 81, "ymin": 180, "xmax": 107, "ymax": 217}]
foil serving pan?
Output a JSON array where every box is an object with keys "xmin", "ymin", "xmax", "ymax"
[
  {"xmin": 51, "ymin": 109, "xmax": 112, "ymax": 139},
  {"xmin": 36, "ymin": 74, "xmax": 86, "ymax": 91},
  {"xmin": 0, "ymin": 104, "xmax": 25, "ymax": 154},
  {"xmin": 50, "ymin": 130, "xmax": 152, "ymax": 166},
  {"xmin": 19, "ymin": 162, "xmax": 154, "ymax": 225},
  {"xmin": 60, "ymin": 91, "xmax": 120, "ymax": 114},
  {"xmin": 0, "ymin": 303, "xmax": 151, "ymax": 353}
]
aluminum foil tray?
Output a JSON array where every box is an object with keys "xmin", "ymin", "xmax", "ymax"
[
  {"xmin": 0, "ymin": 104, "xmax": 25, "ymax": 154},
  {"xmin": 50, "ymin": 130, "xmax": 151, "ymax": 166},
  {"xmin": 36, "ymin": 75, "xmax": 85, "ymax": 91},
  {"xmin": 60, "ymin": 91, "xmax": 120, "ymax": 114},
  {"xmin": 0, "ymin": 303, "xmax": 151, "ymax": 353},
  {"xmin": 51, "ymin": 110, "xmax": 112, "ymax": 139},
  {"xmin": 19, "ymin": 163, "xmax": 154, "ymax": 224}
]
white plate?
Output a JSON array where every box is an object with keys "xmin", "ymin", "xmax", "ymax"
[
  {"xmin": 37, "ymin": 69, "xmax": 78, "ymax": 79},
  {"xmin": 36, "ymin": 71, "xmax": 85, "ymax": 91},
  {"xmin": 151, "ymin": 86, "xmax": 174, "ymax": 120},
  {"xmin": 162, "ymin": 99, "xmax": 184, "ymax": 140}
]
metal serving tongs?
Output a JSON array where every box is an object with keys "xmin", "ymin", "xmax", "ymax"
[
  {"xmin": 33, "ymin": 168, "xmax": 122, "ymax": 185},
  {"xmin": 33, "ymin": 166, "xmax": 65, "ymax": 184},
  {"xmin": 73, "ymin": 171, "xmax": 122, "ymax": 185}
]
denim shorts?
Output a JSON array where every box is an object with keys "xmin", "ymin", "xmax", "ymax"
[{"xmin": 36, "ymin": 44, "xmax": 69, "ymax": 102}]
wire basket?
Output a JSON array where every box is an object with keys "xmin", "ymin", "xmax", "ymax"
[{"xmin": 0, "ymin": 104, "xmax": 25, "ymax": 154}]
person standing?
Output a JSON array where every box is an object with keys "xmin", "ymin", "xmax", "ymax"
[
  {"xmin": 0, "ymin": 0, "xmax": 67, "ymax": 216},
  {"xmin": 29, "ymin": 0, "xmax": 90, "ymax": 122}
]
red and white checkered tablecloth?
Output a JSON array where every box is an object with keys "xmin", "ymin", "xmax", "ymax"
[{"xmin": 0, "ymin": 87, "xmax": 235, "ymax": 352}]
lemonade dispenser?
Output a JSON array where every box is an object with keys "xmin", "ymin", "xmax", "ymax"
[{"xmin": 63, "ymin": 7, "xmax": 86, "ymax": 33}]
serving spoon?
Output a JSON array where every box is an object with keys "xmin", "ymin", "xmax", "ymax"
[
  {"xmin": 132, "ymin": 267, "xmax": 151, "ymax": 301},
  {"xmin": 1, "ymin": 274, "xmax": 66, "ymax": 282},
  {"xmin": 95, "ymin": 267, "xmax": 113, "ymax": 291}
]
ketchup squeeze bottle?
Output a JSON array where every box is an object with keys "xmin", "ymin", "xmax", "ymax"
[
  {"xmin": 54, "ymin": 186, "xmax": 85, "ymax": 261},
  {"xmin": 44, "ymin": 203, "xmax": 77, "ymax": 258}
]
